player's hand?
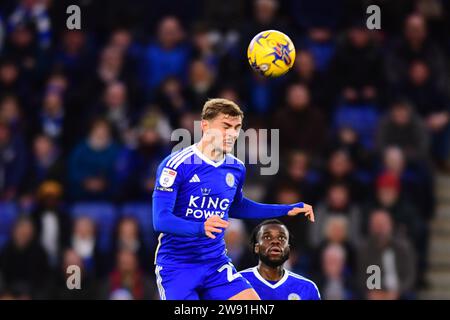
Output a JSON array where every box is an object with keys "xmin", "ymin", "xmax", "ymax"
[
  {"xmin": 287, "ymin": 203, "xmax": 315, "ymax": 222},
  {"xmin": 204, "ymin": 215, "xmax": 229, "ymax": 239}
]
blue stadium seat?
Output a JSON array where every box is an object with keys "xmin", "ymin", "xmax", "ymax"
[
  {"xmin": 70, "ymin": 202, "xmax": 118, "ymax": 253},
  {"xmin": 0, "ymin": 202, "xmax": 18, "ymax": 250},
  {"xmin": 334, "ymin": 104, "xmax": 380, "ymax": 150},
  {"xmin": 121, "ymin": 202, "xmax": 156, "ymax": 249}
]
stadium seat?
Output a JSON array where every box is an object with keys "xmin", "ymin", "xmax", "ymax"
[
  {"xmin": 121, "ymin": 202, "xmax": 156, "ymax": 249},
  {"xmin": 334, "ymin": 104, "xmax": 380, "ymax": 150},
  {"xmin": 0, "ymin": 202, "xmax": 18, "ymax": 250},
  {"xmin": 70, "ymin": 202, "xmax": 118, "ymax": 253}
]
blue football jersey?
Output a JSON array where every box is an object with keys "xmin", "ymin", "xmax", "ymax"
[
  {"xmin": 240, "ymin": 267, "xmax": 321, "ymax": 300},
  {"xmin": 153, "ymin": 144, "xmax": 246, "ymax": 266}
]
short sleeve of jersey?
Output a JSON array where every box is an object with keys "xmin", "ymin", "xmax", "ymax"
[
  {"xmin": 305, "ymin": 281, "xmax": 321, "ymax": 300},
  {"xmin": 153, "ymin": 155, "xmax": 185, "ymax": 198}
]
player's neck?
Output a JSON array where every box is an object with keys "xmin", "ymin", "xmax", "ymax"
[
  {"xmin": 257, "ymin": 263, "xmax": 285, "ymax": 282},
  {"xmin": 196, "ymin": 140, "xmax": 224, "ymax": 162}
]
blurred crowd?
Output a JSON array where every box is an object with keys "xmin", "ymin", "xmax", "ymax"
[{"xmin": 0, "ymin": 0, "xmax": 450, "ymax": 300}]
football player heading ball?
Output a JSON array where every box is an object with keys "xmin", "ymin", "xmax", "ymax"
[{"xmin": 152, "ymin": 98, "xmax": 314, "ymax": 300}]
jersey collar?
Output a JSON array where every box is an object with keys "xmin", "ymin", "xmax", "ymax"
[
  {"xmin": 193, "ymin": 143, "xmax": 226, "ymax": 167},
  {"xmin": 252, "ymin": 266, "xmax": 289, "ymax": 289}
]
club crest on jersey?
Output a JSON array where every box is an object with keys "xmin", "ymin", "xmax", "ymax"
[
  {"xmin": 288, "ymin": 293, "xmax": 301, "ymax": 300},
  {"xmin": 201, "ymin": 188, "xmax": 211, "ymax": 196},
  {"xmin": 159, "ymin": 167, "xmax": 177, "ymax": 187},
  {"xmin": 225, "ymin": 173, "xmax": 235, "ymax": 187}
]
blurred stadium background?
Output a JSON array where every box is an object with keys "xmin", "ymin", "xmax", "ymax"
[{"xmin": 0, "ymin": 0, "xmax": 450, "ymax": 300}]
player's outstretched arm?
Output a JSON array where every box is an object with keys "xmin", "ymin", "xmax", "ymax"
[
  {"xmin": 229, "ymin": 165, "xmax": 314, "ymax": 222},
  {"xmin": 229, "ymin": 196, "xmax": 314, "ymax": 222},
  {"xmin": 287, "ymin": 203, "xmax": 315, "ymax": 222}
]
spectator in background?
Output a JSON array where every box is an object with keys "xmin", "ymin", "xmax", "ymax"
[
  {"xmin": 377, "ymin": 99, "xmax": 430, "ymax": 163},
  {"xmin": 242, "ymin": 0, "xmax": 288, "ymax": 47},
  {"xmin": 0, "ymin": 95, "xmax": 24, "ymax": 136},
  {"xmin": 186, "ymin": 59, "xmax": 216, "ymax": 111},
  {"xmin": 94, "ymin": 81, "xmax": 135, "ymax": 146},
  {"xmin": 288, "ymin": 50, "xmax": 331, "ymax": 110},
  {"xmin": 98, "ymin": 249, "xmax": 157, "ymax": 300},
  {"xmin": 363, "ymin": 173, "xmax": 423, "ymax": 246},
  {"xmin": 155, "ymin": 76, "xmax": 189, "ymax": 129},
  {"xmin": 273, "ymin": 184, "xmax": 309, "ymax": 253},
  {"xmin": 45, "ymin": 71, "xmax": 68, "ymax": 96},
  {"xmin": 70, "ymin": 216, "xmax": 106, "ymax": 278},
  {"xmin": 107, "ymin": 29, "xmax": 143, "ymax": 108},
  {"xmin": 330, "ymin": 21, "xmax": 385, "ymax": 106},
  {"xmin": 381, "ymin": 146, "xmax": 433, "ymax": 219},
  {"xmin": 322, "ymin": 149, "xmax": 367, "ymax": 200},
  {"xmin": 52, "ymin": 249, "xmax": 97, "ymax": 299},
  {"xmin": 357, "ymin": 210, "xmax": 416, "ymax": 300},
  {"xmin": 53, "ymin": 30, "xmax": 92, "ymax": 85},
  {"xmin": 191, "ymin": 23, "xmax": 219, "ymax": 74},
  {"xmin": 3, "ymin": 22, "xmax": 39, "ymax": 78},
  {"xmin": 387, "ymin": 13, "xmax": 447, "ymax": 90},
  {"xmin": 7, "ymin": 0, "xmax": 52, "ymax": 50},
  {"xmin": 111, "ymin": 217, "xmax": 152, "ymax": 273},
  {"xmin": 68, "ymin": 119, "xmax": 121, "ymax": 201},
  {"xmin": 116, "ymin": 110, "xmax": 170, "ymax": 201},
  {"xmin": 143, "ymin": 16, "xmax": 190, "ymax": 91},
  {"xmin": 30, "ymin": 181, "xmax": 71, "ymax": 269},
  {"xmin": 84, "ymin": 45, "xmax": 126, "ymax": 104},
  {"xmin": 398, "ymin": 60, "xmax": 450, "ymax": 168},
  {"xmin": 83, "ymin": 43, "xmax": 142, "ymax": 110},
  {"xmin": 0, "ymin": 59, "xmax": 27, "ymax": 101},
  {"xmin": 269, "ymin": 150, "xmax": 321, "ymax": 205},
  {"xmin": 290, "ymin": 0, "xmax": 343, "ymax": 33},
  {"xmin": 108, "ymin": 28, "xmax": 134, "ymax": 59},
  {"xmin": 273, "ymin": 83, "xmax": 327, "ymax": 156},
  {"xmin": 363, "ymin": 172, "xmax": 428, "ymax": 288},
  {"xmin": 217, "ymin": 86, "xmax": 243, "ymax": 108},
  {"xmin": 22, "ymin": 134, "xmax": 64, "ymax": 195},
  {"xmin": 0, "ymin": 216, "xmax": 50, "ymax": 299},
  {"xmin": 224, "ymin": 219, "xmax": 255, "ymax": 271},
  {"xmin": 328, "ymin": 126, "xmax": 373, "ymax": 172},
  {"xmin": 310, "ymin": 182, "xmax": 361, "ymax": 248},
  {"xmin": 298, "ymin": 25, "xmax": 336, "ymax": 73},
  {"xmin": 36, "ymin": 91, "xmax": 66, "ymax": 145},
  {"xmin": 311, "ymin": 216, "xmax": 356, "ymax": 277},
  {"xmin": 0, "ymin": 119, "xmax": 27, "ymax": 201},
  {"xmin": 315, "ymin": 243, "xmax": 356, "ymax": 300}
]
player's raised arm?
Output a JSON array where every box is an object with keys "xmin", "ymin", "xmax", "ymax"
[{"xmin": 228, "ymin": 167, "xmax": 314, "ymax": 222}]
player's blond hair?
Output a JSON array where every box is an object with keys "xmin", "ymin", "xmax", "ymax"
[{"xmin": 201, "ymin": 98, "xmax": 244, "ymax": 121}]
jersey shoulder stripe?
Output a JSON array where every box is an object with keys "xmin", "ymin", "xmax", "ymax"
[
  {"xmin": 166, "ymin": 146, "xmax": 194, "ymax": 168},
  {"xmin": 227, "ymin": 153, "xmax": 245, "ymax": 166},
  {"xmin": 288, "ymin": 272, "xmax": 321, "ymax": 297},
  {"xmin": 173, "ymin": 150, "xmax": 195, "ymax": 169}
]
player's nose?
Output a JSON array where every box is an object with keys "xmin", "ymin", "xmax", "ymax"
[{"xmin": 270, "ymin": 238, "xmax": 281, "ymax": 245}]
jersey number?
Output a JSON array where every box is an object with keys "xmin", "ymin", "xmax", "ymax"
[{"xmin": 218, "ymin": 263, "xmax": 242, "ymax": 282}]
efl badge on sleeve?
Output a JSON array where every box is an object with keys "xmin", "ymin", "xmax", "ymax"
[{"xmin": 159, "ymin": 168, "xmax": 177, "ymax": 187}]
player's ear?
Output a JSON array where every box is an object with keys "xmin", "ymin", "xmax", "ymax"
[
  {"xmin": 254, "ymin": 243, "xmax": 260, "ymax": 254},
  {"xmin": 201, "ymin": 119, "xmax": 209, "ymax": 132}
]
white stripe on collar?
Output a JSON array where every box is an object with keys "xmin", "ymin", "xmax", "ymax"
[
  {"xmin": 193, "ymin": 143, "xmax": 226, "ymax": 167},
  {"xmin": 252, "ymin": 267, "xmax": 289, "ymax": 289}
]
